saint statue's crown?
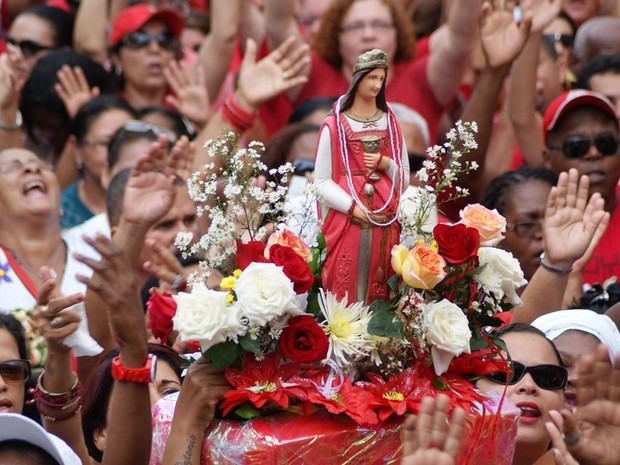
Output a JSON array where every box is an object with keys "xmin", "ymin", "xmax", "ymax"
[{"xmin": 352, "ymin": 49, "xmax": 388, "ymax": 74}]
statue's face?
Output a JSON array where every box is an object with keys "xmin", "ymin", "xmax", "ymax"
[
  {"xmin": 338, "ymin": 0, "xmax": 396, "ymax": 73},
  {"xmin": 355, "ymin": 67, "xmax": 386, "ymax": 102}
]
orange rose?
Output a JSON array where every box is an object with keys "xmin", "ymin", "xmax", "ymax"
[
  {"xmin": 265, "ymin": 230, "xmax": 313, "ymax": 262},
  {"xmin": 401, "ymin": 243, "xmax": 447, "ymax": 290},
  {"xmin": 459, "ymin": 204, "xmax": 506, "ymax": 246}
]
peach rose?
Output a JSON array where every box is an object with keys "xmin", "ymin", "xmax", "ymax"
[
  {"xmin": 391, "ymin": 244, "xmax": 410, "ymax": 275},
  {"xmin": 459, "ymin": 204, "xmax": 506, "ymax": 246},
  {"xmin": 401, "ymin": 243, "xmax": 447, "ymax": 290},
  {"xmin": 265, "ymin": 230, "xmax": 313, "ymax": 262}
]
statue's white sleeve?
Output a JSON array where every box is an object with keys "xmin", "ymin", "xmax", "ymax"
[
  {"xmin": 314, "ymin": 125, "xmax": 354, "ymax": 214},
  {"xmin": 384, "ymin": 133, "xmax": 410, "ymax": 193}
]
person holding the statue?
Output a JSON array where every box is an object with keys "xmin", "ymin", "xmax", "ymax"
[{"xmin": 314, "ymin": 48, "xmax": 408, "ymax": 305}]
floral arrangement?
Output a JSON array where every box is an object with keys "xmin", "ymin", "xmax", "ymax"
[
  {"xmin": 13, "ymin": 307, "xmax": 48, "ymax": 367},
  {"xmin": 165, "ymin": 123, "xmax": 527, "ymax": 425}
]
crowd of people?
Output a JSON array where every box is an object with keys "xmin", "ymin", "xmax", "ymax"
[{"xmin": 0, "ymin": 0, "xmax": 619, "ymax": 464}]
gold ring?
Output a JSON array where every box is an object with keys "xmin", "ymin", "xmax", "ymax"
[{"xmin": 282, "ymin": 70, "xmax": 291, "ymax": 80}]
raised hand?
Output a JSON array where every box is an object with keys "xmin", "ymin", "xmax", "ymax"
[
  {"xmin": 121, "ymin": 134, "xmax": 182, "ymax": 227},
  {"xmin": 479, "ymin": 0, "xmax": 532, "ymax": 69},
  {"xmin": 546, "ymin": 345, "xmax": 620, "ymax": 465},
  {"xmin": 235, "ymin": 36, "xmax": 310, "ymax": 111},
  {"xmin": 164, "ymin": 61, "xmax": 210, "ymax": 129},
  {"xmin": 54, "ymin": 65, "xmax": 101, "ymax": 119},
  {"xmin": 75, "ymin": 234, "xmax": 146, "ymax": 357},
  {"xmin": 33, "ymin": 267, "xmax": 83, "ymax": 355},
  {"xmin": 543, "ymin": 168, "xmax": 610, "ymax": 270},
  {"xmin": 401, "ymin": 394, "xmax": 466, "ymax": 465},
  {"xmin": 0, "ymin": 53, "xmax": 19, "ymax": 119},
  {"xmin": 520, "ymin": 0, "xmax": 562, "ymax": 33}
]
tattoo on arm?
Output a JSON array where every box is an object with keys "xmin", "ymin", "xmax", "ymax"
[{"xmin": 174, "ymin": 434, "xmax": 197, "ymax": 465}]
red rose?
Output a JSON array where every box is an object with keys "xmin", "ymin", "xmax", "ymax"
[
  {"xmin": 433, "ymin": 223, "xmax": 480, "ymax": 265},
  {"xmin": 147, "ymin": 290, "xmax": 177, "ymax": 343},
  {"xmin": 236, "ymin": 241, "xmax": 268, "ymax": 270},
  {"xmin": 268, "ymin": 244, "xmax": 314, "ymax": 294},
  {"xmin": 279, "ymin": 315, "xmax": 329, "ymax": 363}
]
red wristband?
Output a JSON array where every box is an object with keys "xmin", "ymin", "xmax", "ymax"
[{"xmin": 111, "ymin": 354, "xmax": 157, "ymax": 384}]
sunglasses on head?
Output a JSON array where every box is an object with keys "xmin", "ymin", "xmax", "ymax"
[
  {"xmin": 121, "ymin": 31, "xmax": 178, "ymax": 51},
  {"xmin": 0, "ymin": 359, "xmax": 31, "ymax": 383},
  {"xmin": 4, "ymin": 36, "xmax": 53, "ymax": 58},
  {"xmin": 485, "ymin": 361, "xmax": 568, "ymax": 390},
  {"xmin": 548, "ymin": 134, "xmax": 620, "ymax": 159}
]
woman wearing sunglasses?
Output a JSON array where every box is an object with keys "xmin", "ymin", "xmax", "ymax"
[
  {"xmin": 108, "ymin": 5, "xmax": 184, "ymax": 112},
  {"xmin": 0, "ymin": 310, "xmax": 83, "ymax": 464},
  {"xmin": 476, "ymin": 323, "xmax": 568, "ymax": 465}
]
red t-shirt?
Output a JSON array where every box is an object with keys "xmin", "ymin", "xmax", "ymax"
[{"xmin": 583, "ymin": 187, "xmax": 620, "ymax": 286}]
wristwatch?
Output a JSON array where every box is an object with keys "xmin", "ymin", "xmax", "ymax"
[{"xmin": 111, "ymin": 354, "xmax": 157, "ymax": 383}]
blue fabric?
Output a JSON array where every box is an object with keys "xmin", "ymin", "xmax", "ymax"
[{"xmin": 60, "ymin": 182, "xmax": 93, "ymax": 229}]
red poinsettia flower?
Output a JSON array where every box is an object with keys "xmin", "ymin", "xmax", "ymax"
[
  {"xmin": 235, "ymin": 240, "xmax": 268, "ymax": 270},
  {"xmin": 306, "ymin": 374, "xmax": 378, "ymax": 425},
  {"xmin": 220, "ymin": 353, "xmax": 307, "ymax": 416},
  {"xmin": 449, "ymin": 349, "xmax": 511, "ymax": 377},
  {"xmin": 146, "ymin": 290, "xmax": 176, "ymax": 343},
  {"xmin": 357, "ymin": 369, "xmax": 423, "ymax": 421}
]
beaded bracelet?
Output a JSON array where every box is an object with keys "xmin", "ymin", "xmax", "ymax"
[
  {"xmin": 221, "ymin": 94, "xmax": 258, "ymax": 134},
  {"xmin": 539, "ymin": 253, "xmax": 574, "ymax": 275}
]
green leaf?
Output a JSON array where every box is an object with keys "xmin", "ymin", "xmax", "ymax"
[
  {"xmin": 239, "ymin": 334, "xmax": 261, "ymax": 354},
  {"xmin": 233, "ymin": 403, "xmax": 261, "ymax": 420},
  {"xmin": 369, "ymin": 299, "xmax": 391, "ymax": 314},
  {"xmin": 204, "ymin": 341, "xmax": 241, "ymax": 368},
  {"xmin": 387, "ymin": 274, "xmax": 401, "ymax": 294},
  {"xmin": 316, "ymin": 232, "xmax": 326, "ymax": 249},
  {"xmin": 469, "ymin": 333, "xmax": 489, "ymax": 351},
  {"xmin": 368, "ymin": 303, "xmax": 402, "ymax": 338},
  {"xmin": 433, "ymin": 377, "xmax": 449, "ymax": 390},
  {"xmin": 305, "ymin": 290, "xmax": 321, "ymax": 318}
]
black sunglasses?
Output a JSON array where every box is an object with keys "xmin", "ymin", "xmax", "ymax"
[
  {"xmin": 121, "ymin": 31, "xmax": 178, "ymax": 51},
  {"xmin": 0, "ymin": 359, "xmax": 31, "ymax": 383},
  {"xmin": 4, "ymin": 36, "xmax": 53, "ymax": 58},
  {"xmin": 548, "ymin": 134, "xmax": 620, "ymax": 159},
  {"xmin": 485, "ymin": 361, "xmax": 568, "ymax": 390},
  {"xmin": 543, "ymin": 32, "xmax": 574, "ymax": 48}
]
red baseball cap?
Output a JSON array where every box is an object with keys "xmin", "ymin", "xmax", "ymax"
[
  {"xmin": 543, "ymin": 89, "xmax": 618, "ymax": 145},
  {"xmin": 109, "ymin": 4, "xmax": 184, "ymax": 48}
]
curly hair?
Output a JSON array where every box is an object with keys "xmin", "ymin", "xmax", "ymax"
[{"xmin": 313, "ymin": 0, "xmax": 414, "ymax": 70}]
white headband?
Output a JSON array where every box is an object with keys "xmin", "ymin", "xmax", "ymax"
[{"xmin": 532, "ymin": 309, "xmax": 620, "ymax": 364}]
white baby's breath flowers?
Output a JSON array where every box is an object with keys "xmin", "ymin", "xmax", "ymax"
[{"xmin": 179, "ymin": 131, "xmax": 296, "ymax": 274}]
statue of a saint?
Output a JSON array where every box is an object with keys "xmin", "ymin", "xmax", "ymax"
[{"xmin": 314, "ymin": 49, "xmax": 409, "ymax": 304}]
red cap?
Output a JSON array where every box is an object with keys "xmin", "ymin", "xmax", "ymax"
[
  {"xmin": 543, "ymin": 90, "xmax": 618, "ymax": 145},
  {"xmin": 109, "ymin": 4, "xmax": 184, "ymax": 48}
]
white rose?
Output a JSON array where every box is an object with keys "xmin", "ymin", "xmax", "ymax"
[
  {"xmin": 475, "ymin": 248, "xmax": 527, "ymax": 306},
  {"xmin": 235, "ymin": 262, "xmax": 302, "ymax": 326},
  {"xmin": 423, "ymin": 299, "xmax": 471, "ymax": 375},
  {"xmin": 172, "ymin": 283, "xmax": 247, "ymax": 352}
]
